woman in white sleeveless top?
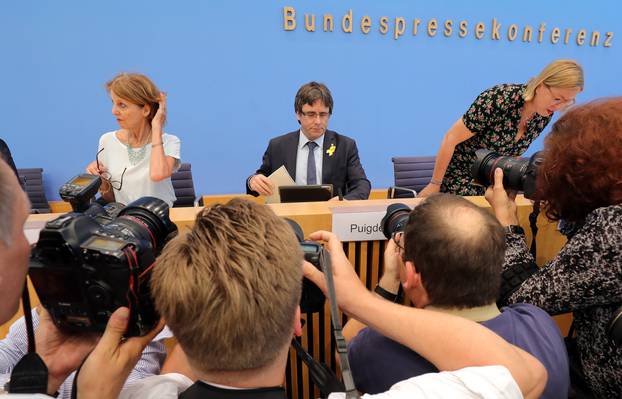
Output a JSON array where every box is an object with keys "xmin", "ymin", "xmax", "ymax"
[{"xmin": 86, "ymin": 73, "xmax": 181, "ymax": 207}]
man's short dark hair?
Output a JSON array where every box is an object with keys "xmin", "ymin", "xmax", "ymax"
[
  {"xmin": 294, "ymin": 81, "xmax": 333, "ymax": 114},
  {"xmin": 403, "ymin": 194, "xmax": 505, "ymax": 308}
]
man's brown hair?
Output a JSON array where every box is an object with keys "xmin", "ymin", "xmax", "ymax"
[
  {"xmin": 403, "ymin": 194, "xmax": 505, "ymax": 308},
  {"xmin": 151, "ymin": 199, "xmax": 303, "ymax": 372},
  {"xmin": 294, "ymin": 81, "xmax": 334, "ymax": 114}
]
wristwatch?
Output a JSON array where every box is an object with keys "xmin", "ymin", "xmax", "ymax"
[
  {"xmin": 504, "ymin": 225, "xmax": 525, "ymax": 235},
  {"xmin": 374, "ymin": 284, "xmax": 402, "ymax": 303}
]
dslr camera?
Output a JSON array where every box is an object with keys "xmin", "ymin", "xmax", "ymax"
[
  {"xmin": 471, "ymin": 149, "xmax": 543, "ymax": 199},
  {"xmin": 29, "ymin": 174, "xmax": 178, "ymax": 336},
  {"xmin": 285, "ymin": 219, "xmax": 325, "ymax": 313}
]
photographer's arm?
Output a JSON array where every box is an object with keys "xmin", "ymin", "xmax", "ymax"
[
  {"xmin": 343, "ymin": 237, "xmax": 403, "ymax": 343},
  {"xmin": 418, "ymin": 119, "xmax": 474, "ymax": 197},
  {"xmin": 304, "ymin": 231, "xmax": 546, "ymax": 399}
]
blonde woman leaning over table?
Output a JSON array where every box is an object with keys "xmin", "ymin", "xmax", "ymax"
[{"xmin": 418, "ymin": 59, "xmax": 583, "ymax": 197}]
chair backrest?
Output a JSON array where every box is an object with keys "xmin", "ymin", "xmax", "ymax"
[
  {"xmin": 391, "ymin": 156, "xmax": 436, "ymax": 193},
  {"xmin": 171, "ymin": 163, "xmax": 197, "ymax": 207},
  {"xmin": 17, "ymin": 168, "xmax": 51, "ymax": 214}
]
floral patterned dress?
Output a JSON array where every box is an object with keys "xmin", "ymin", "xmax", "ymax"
[{"xmin": 441, "ymin": 84, "xmax": 552, "ymax": 196}]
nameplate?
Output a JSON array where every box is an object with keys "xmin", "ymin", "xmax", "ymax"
[{"xmin": 331, "ymin": 205, "xmax": 394, "ymax": 241}]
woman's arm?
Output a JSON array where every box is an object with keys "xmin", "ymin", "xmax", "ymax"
[
  {"xmin": 417, "ymin": 118, "xmax": 474, "ymax": 197},
  {"xmin": 149, "ymin": 93, "xmax": 178, "ymax": 182}
]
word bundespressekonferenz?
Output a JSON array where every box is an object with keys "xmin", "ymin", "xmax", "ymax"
[{"xmin": 282, "ymin": 6, "xmax": 614, "ymax": 48}]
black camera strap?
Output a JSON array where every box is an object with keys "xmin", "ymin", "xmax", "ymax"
[
  {"xmin": 320, "ymin": 249, "xmax": 360, "ymax": 399},
  {"xmin": 529, "ymin": 201, "xmax": 540, "ymax": 259},
  {"xmin": 7, "ymin": 279, "xmax": 49, "ymax": 394}
]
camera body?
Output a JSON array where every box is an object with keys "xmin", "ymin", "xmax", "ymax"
[
  {"xmin": 471, "ymin": 149, "xmax": 543, "ymax": 199},
  {"xmin": 29, "ymin": 197, "xmax": 178, "ymax": 337},
  {"xmin": 284, "ymin": 219, "xmax": 326, "ymax": 313}
]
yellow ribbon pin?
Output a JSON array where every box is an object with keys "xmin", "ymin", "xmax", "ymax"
[{"xmin": 326, "ymin": 144, "xmax": 336, "ymax": 157}]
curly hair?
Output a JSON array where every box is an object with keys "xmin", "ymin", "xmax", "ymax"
[{"xmin": 536, "ymin": 98, "xmax": 622, "ymax": 222}]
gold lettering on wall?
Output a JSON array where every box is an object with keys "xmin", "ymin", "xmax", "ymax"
[
  {"xmin": 459, "ymin": 21, "xmax": 468, "ymax": 37},
  {"xmin": 394, "ymin": 17, "xmax": 406, "ymax": 39},
  {"xmin": 305, "ymin": 14, "xmax": 315, "ymax": 32},
  {"xmin": 492, "ymin": 18, "xmax": 501, "ymax": 40},
  {"xmin": 538, "ymin": 23, "xmax": 546, "ymax": 42},
  {"xmin": 413, "ymin": 18, "xmax": 421, "ymax": 35},
  {"xmin": 508, "ymin": 24, "xmax": 518, "ymax": 41},
  {"xmin": 361, "ymin": 15, "xmax": 371, "ymax": 34},
  {"xmin": 577, "ymin": 29, "xmax": 586, "ymax": 45},
  {"xmin": 324, "ymin": 14, "xmax": 334, "ymax": 32},
  {"xmin": 379, "ymin": 17, "xmax": 389, "ymax": 34},
  {"xmin": 590, "ymin": 31, "xmax": 600, "ymax": 46},
  {"xmin": 283, "ymin": 6, "xmax": 296, "ymax": 31},
  {"xmin": 280, "ymin": 7, "xmax": 614, "ymax": 48},
  {"xmin": 475, "ymin": 22, "xmax": 485, "ymax": 39},
  {"xmin": 427, "ymin": 18, "xmax": 437, "ymax": 36},
  {"xmin": 564, "ymin": 28, "xmax": 573, "ymax": 44},
  {"xmin": 550, "ymin": 27, "xmax": 560, "ymax": 43},
  {"xmin": 342, "ymin": 9, "xmax": 353, "ymax": 33},
  {"xmin": 444, "ymin": 20, "xmax": 453, "ymax": 37},
  {"xmin": 522, "ymin": 26, "xmax": 533, "ymax": 42}
]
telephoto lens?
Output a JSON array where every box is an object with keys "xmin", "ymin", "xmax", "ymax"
[
  {"xmin": 380, "ymin": 203, "xmax": 411, "ymax": 240},
  {"xmin": 471, "ymin": 149, "xmax": 543, "ymax": 199}
]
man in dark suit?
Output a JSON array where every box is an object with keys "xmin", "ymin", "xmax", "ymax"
[{"xmin": 246, "ymin": 82, "xmax": 371, "ymax": 200}]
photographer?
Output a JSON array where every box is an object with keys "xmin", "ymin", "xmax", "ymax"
[
  {"xmin": 0, "ymin": 158, "xmax": 165, "ymax": 397},
  {"xmin": 117, "ymin": 199, "xmax": 546, "ymax": 399},
  {"xmin": 345, "ymin": 194, "xmax": 568, "ymax": 398},
  {"xmin": 486, "ymin": 98, "xmax": 622, "ymax": 397}
]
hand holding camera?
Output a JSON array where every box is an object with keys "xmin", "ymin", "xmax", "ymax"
[{"xmin": 484, "ymin": 168, "xmax": 520, "ymax": 227}]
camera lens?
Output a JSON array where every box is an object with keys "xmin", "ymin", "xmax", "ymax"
[
  {"xmin": 381, "ymin": 203, "xmax": 411, "ymax": 240},
  {"xmin": 471, "ymin": 149, "xmax": 530, "ymax": 192},
  {"xmin": 115, "ymin": 197, "xmax": 178, "ymax": 251}
]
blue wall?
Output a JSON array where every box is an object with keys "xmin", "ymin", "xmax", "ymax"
[{"xmin": 1, "ymin": 1, "xmax": 620, "ymax": 200}]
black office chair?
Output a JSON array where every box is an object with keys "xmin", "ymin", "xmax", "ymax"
[
  {"xmin": 171, "ymin": 163, "xmax": 202, "ymax": 207},
  {"xmin": 388, "ymin": 156, "xmax": 436, "ymax": 199},
  {"xmin": 17, "ymin": 168, "xmax": 51, "ymax": 214}
]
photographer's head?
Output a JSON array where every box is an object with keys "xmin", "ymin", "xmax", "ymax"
[
  {"xmin": 401, "ymin": 194, "xmax": 504, "ymax": 309},
  {"xmin": 536, "ymin": 98, "xmax": 622, "ymax": 223},
  {"xmin": 151, "ymin": 199, "xmax": 303, "ymax": 379},
  {"xmin": 0, "ymin": 158, "xmax": 31, "ymax": 323}
]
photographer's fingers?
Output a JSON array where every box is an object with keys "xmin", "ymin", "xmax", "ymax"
[
  {"xmin": 122, "ymin": 318, "xmax": 165, "ymax": 363},
  {"xmin": 308, "ymin": 230, "xmax": 343, "ymax": 256},
  {"xmin": 493, "ymin": 168, "xmax": 505, "ymax": 191},
  {"xmin": 96, "ymin": 307, "xmax": 131, "ymax": 354},
  {"xmin": 303, "ymin": 261, "xmax": 327, "ymax": 294}
]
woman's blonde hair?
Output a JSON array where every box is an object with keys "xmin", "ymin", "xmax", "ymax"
[
  {"xmin": 523, "ymin": 59, "xmax": 584, "ymax": 102},
  {"xmin": 106, "ymin": 73, "xmax": 164, "ymax": 125}
]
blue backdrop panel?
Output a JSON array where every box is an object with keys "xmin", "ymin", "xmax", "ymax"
[{"xmin": 0, "ymin": 1, "xmax": 620, "ymax": 200}]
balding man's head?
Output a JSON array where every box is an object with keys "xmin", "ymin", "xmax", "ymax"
[{"xmin": 403, "ymin": 194, "xmax": 505, "ymax": 308}]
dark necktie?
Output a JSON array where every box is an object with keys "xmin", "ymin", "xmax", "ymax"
[{"xmin": 306, "ymin": 141, "xmax": 318, "ymax": 185}]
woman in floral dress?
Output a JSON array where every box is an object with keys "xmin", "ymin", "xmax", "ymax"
[{"xmin": 418, "ymin": 60, "xmax": 583, "ymax": 197}]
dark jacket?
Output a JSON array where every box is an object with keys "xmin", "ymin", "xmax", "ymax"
[{"xmin": 247, "ymin": 130, "xmax": 371, "ymax": 200}]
